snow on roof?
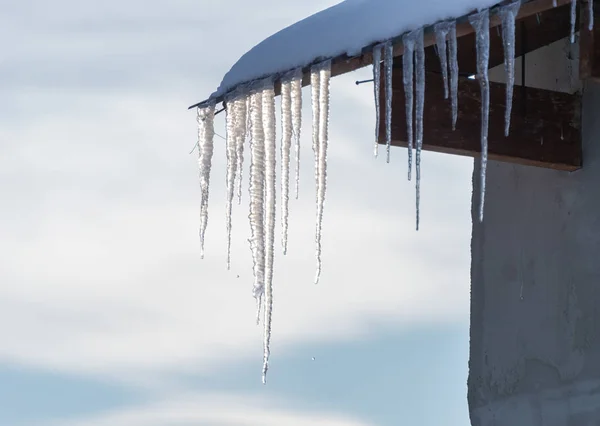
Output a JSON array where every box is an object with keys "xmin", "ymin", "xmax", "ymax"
[{"xmin": 207, "ymin": 0, "xmax": 502, "ymax": 101}]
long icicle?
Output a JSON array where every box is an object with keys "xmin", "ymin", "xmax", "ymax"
[
  {"xmin": 235, "ymin": 95, "xmax": 248, "ymax": 205},
  {"xmin": 372, "ymin": 44, "xmax": 383, "ymax": 157},
  {"xmin": 433, "ymin": 22, "xmax": 451, "ymax": 99},
  {"xmin": 571, "ymin": 0, "xmax": 577, "ymax": 43},
  {"xmin": 197, "ymin": 102, "xmax": 215, "ymax": 259},
  {"xmin": 262, "ymin": 81, "xmax": 277, "ymax": 384},
  {"xmin": 500, "ymin": 1, "xmax": 521, "ymax": 137},
  {"xmin": 280, "ymin": 75, "xmax": 293, "ymax": 255},
  {"xmin": 384, "ymin": 41, "xmax": 394, "ymax": 163},
  {"xmin": 415, "ymin": 28, "xmax": 425, "ymax": 231},
  {"xmin": 225, "ymin": 97, "xmax": 238, "ymax": 269},
  {"xmin": 315, "ymin": 60, "xmax": 331, "ymax": 285},
  {"xmin": 589, "ymin": 0, "xmax": 594, "ymax": 31},
  {"xmin": 291, "ymin": 69, "xmax": 303, "ymax": 200},
  {"xmin": 448, "ymin": 21, "xmax": 459, "ymax": 130},
  {"xmin": 402, "ymin": 32, "xmax": 416, "ymax": 181},
  {"xmin": 469, "ymin": 9, "xmax": 491, "ymax": 223},
  {"xmin": 311, "ymin": 65, "xmax": 321, "ymax": 208},
  {"xmin": 248, "ymin": 88, "xmax": 266, "ymax": 324}
]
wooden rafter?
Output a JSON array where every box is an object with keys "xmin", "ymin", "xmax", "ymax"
[
  {"xmin": 423, "ymin": 1, "xmax": 574, "ymax": 76},
  {"xmin": 378, "ymin": 71, "xmax": 582, "ymax": 171},
  {"xmin": 189, "ymin": 0, "xmax": 572, "ymax": 109}
]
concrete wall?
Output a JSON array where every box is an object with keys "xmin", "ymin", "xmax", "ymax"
[{"xmin": 468, "ymin": 65, "xmax": 600, "ymax": 426}]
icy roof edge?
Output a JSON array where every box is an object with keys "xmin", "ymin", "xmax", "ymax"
[{"xmin": 189, "ymin": 0, "xmax": 561, "ymax": 110}]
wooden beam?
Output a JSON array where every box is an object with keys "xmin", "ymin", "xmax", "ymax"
[
  {"xmin": 424, "ymin": 2, "xmax": 573, "ymax": 76},
  {"xmin": 190, "ymin": 0, "xmax": 571, "ymax": 109},
  {"xmin": 377, "ymin": 71, "xmax": 582, "ymax": 171},
  {"xmin": 579, "ymin": 0, "xmax": 600, "ymax": 80}
]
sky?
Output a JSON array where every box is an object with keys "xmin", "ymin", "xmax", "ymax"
[{"xmin": 0, "ymin": 0, "xmax": 475, "ymax": 425}]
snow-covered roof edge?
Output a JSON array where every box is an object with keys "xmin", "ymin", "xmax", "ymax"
[{"xmin": 190, "ymin": 0, "xmax": 564, "ymax": 110}]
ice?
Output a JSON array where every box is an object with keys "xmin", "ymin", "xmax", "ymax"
[
  {"xmin": 372, "ymin": 44, "xmax": 383, "ymax": 157},
  {"xmin": 262, "ymin": 82, "xmax": 277, "ymax": 384},
  {"xmin": 384, "ymin": 41, "xmax": 394, "ymax": 163},
  {"xmin": 314, "ymin": 60, "xmax": 331, "ymax": 285},
  {"xmin": 434, "ymin": 22, "xmax": 451, "ymax": 99},
  {"xmin": 589, "ymin": 0, "xmax": 594, "ymax": 31},
  {"xmin": 291, "ymin": 69, "xmax": 303, "ymax": 200},
  {"xmin": 280, "ymin": 75, "xmax": 293, "ymax": 255},
  {"xmin": 311, "ymin": 65, "xmax": 321, "ymax": 202},
  {"xmin": 571, "ymin": 0, "xmax": 577, "ymax": 43},
  {"xmin": 235, "ymin": 95, "xmax": 248, "ymax": 205},
  {"xmin": 448, "ymin": 22, "xmax": 459, "ymax": 130},
  {"xmin": 248, "ymin": 87, "xmax": 266, "ymax": 320},
  {"xmin": 553, "ymin": 0, "xmax": 557, "ymax": 6},
  {"xmin": 500, "ymin": 1, "xmax": 521, "ymax": 137},
  {"xmin": 415, "ymin": 28, "xmax": 425, "ymax": 231},
  {"xmin": 469, "ymin": 9, "xmax": 490, "ymax": 223},
  {"xmin": 225, "ymin": 97, "xmax": 238, "ymax": 269},
  {"xmin": 402, "ymin": 32, "xmax": 416, "ymax": 181},
  {"xmin": 197, "ymin": 102, "xmax": 216, "ymax": 259}
]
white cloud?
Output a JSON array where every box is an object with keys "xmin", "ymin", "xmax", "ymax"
[
  {"xmin": 0, "ymin": 0, "xmax": 473, "ymax": 387},
  {"xmin": 55, "ymin": 392, "xmax": 373, "ymax": 426}
]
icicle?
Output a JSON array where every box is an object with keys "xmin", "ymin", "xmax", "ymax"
[
  {"xmin": 384, "ymin": 41, "xmax": 394, "ymax": 163},
  {"xmin": 262, "ymin": 81, "xmax": 277, "ymax": 385},
  {"xmin": 571, "ymin": 0, "xmax": 577, "ymax": 43},
  {"xmin": 434, "ymin": 22, "xmax": 451, "ymax": 99},
  {"xmin": 235, "ymin": 95, "xmax": 248, "ymax": 205},
  {"xmin": 553, "ymin": 0, "xmax": 557, "ymax": 6},
  {"xmin": 448, "ymin": 22, "xmax": 459, "ymax": 130},
  {"xmin": 314, "ymin": 60, "xmax": 331, "ymax": 285},
  {"xmin": 291, "ymin": 69, "xmax": 303, "ymax": 200},
  {"xmin": 248, "ymin": 88, "xmax": 266, "ymax": 321},
  {"xmin": 197, "ymin": 102, "xmax": 215, "ymax": 259},
  {"xmin": 589, "ymin": 0, "xmax": 594, "ymax": 31},
  {"xmin": 469, "ymin": 9, "xmax": 491, "ymax": 223},
  {"xmin": 311, "ymin": 65, "xmax": 321, "ymax": 204},
  {"xmin": 280, "ymin": 75, "xmax": 293, "ymax": 255},
  {"xmin": 402, "ymin": 32, "xmax": 415, "ymax": 181},
  {"xmin": 372, "ymin": 44, "xmax": 383, "ymax": 157},
  {"xmin": 225, "ymin": 97, "xmax": 238, "ymax": 269},
  {"xmin": 415, "ymin": 28, "xmax": 425, "ymax": 231},
  {"xmin": 500, "ymin": 1, "xmax": 521, "ymax": 137}
]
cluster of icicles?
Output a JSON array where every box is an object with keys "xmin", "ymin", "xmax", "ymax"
[
  {"xmin": 197, "ymin": 61, "xmax": 331, "ymax": 383},
  {"xmin": 196, "ymin": 0, "xmax": 592, "ymax": 383}
]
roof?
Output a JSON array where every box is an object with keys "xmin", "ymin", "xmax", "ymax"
[{"xmin": 194, "ymin": 0, "xmax": 501, "ymax": 105}]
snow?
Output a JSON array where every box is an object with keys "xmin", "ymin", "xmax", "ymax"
[{"xmin": 209, "ymin": 0, "xmax": 506, "ymax": 100}]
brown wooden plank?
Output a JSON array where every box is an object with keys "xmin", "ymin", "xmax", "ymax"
[
  {"xmin": 190, "ymin": 0, "xmax": 570, "ymax": 109},
  {"xmin": 424, "ymin": 2, "xmax": 573, "ymax": 76},
  {"xmin": 579, "ymin": 0, "xmax": 600, "ymax": 80},
  {"xmin": 377, "ymin": 71, "xmax": 582, "ymax": 171}
]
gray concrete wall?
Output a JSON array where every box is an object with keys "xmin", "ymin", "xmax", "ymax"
[{"xmin": 468, "ymin": 78, "xmax": 600, "ymax": 425}]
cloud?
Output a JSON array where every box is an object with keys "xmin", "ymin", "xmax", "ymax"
[
  {"xmin": 55, "ymin": 392, "xmax": 373, "ymax": 426},
  {"xmin": 0, "ymin": 0, "xmax": 474, "ymax": 390}
]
